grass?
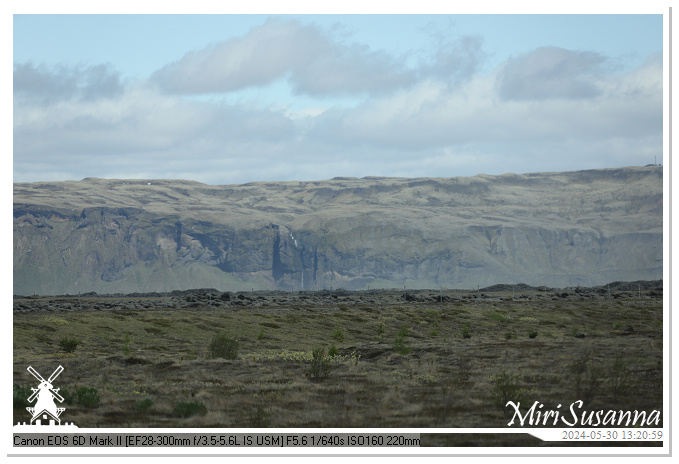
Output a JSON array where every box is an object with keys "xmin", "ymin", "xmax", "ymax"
[
  {"xmin": 122, "ymin": 333, "xmax": 131, "ymax": 356},
  {"xmin": 376, "ymin": 322, "xmax": 385, "ymax": 339},
  {"xmin": 393, "ymin": 323, "xmax": 411, "ymax": 354},
  {"xmin": 208, "ymin": 334, "xmax": 240, "ymax": 360},
  {"xmin": 13, "ymin": 293, "xmax": 663, "ymax": 436},
  {"xmin": 490, "ymin": 372, "xmax": 533, "ymax": 416}
]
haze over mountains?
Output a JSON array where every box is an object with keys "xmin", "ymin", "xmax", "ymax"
[{"xmin": 13, "ymin": 166, "xmax": 662, "ymax": 296}]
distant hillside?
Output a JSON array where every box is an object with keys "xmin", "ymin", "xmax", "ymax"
[{"xmin": 13, "ymin": 166, "xmax": 663, "ymax": 295}]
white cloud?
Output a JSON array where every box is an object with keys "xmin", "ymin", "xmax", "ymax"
[
  {"xmin": 152, "ymin": 18, "xmax": 419, "ymax": 97},
  {"xmin": 314, "ymin": 48, "xmax": 660, "ymax": 145},
  {"xmin": 14, "ymin": 62, "xmax": 124, "ymax": 103},
  {"xmin": 13, "ymin": 81, "xmax": 301, "ymax": 183},
  {"xmin": 13, "ymin": 18, "xmax": 662, "ymax": 185},
  {"xmin": 152, "ymin": 19, "xmax": 325, "ymax": 94},
  {"xmin": 496, "ymin": 46, "xmax": 608, "ymax": 100}
]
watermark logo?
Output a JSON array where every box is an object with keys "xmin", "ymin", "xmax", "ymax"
[
  {"xmin": 505, "ymin": 400, "xmax": 661, "ymax": 427},
  {"xmin": 14, "ymin": 365, "xmax": 78, "ymax": 428}
]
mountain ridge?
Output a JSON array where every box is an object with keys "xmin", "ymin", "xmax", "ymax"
[{"xmin": 13, "ymin": 165, "xmax": 663, "ymax": 295}]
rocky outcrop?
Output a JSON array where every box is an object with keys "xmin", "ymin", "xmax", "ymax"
[
  {"xmin": 13, "ymin": 166, "xmax": 663, "ymax": 295},
  {"xmin": 10, "ymin": 280, "xmax": 665, "ymax": 314}
]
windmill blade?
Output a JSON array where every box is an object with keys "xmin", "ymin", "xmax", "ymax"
[
  {"xmin": 27, "ymin": 366, "xmax": 45, "ymax": 383},
  {"xmin": 27, "ymin": 388, "xmax": 39, "ymax": 403},
  {"xmin": 50, "ymin": 388, "xmax": 64, "ymax": 403},
  {"xmin": 48, "ymin": 365, "xmax": 64, "ymax": 383}
]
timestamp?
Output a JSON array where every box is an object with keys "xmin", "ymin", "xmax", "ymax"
[{"xmin": 561, "ymin": 429, "xmax": 663, "ymax": 441}]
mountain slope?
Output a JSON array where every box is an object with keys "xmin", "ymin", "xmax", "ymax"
[{"xmin": 13, "ymin": 166, "xmax": 663, "ymax": 295}]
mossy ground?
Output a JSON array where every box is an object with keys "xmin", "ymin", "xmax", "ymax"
[{"xmin": 13, "ymin": 293, "xmax": 663, "ymax": 446}]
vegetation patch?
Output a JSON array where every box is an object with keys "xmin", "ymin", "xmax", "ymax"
[
  {"xmin": 260, "ymin": 322, "xmax": 281, "ymax": 329},
  {"xmin": 13, "ymin": 384, "xmax": 33, "ymax": 409},
  {"xmin": 58, "ymin": 337, "xmax": 81, "ymax": 353},
  {"xmin": 208, "ymin": 334, "xmax": 240, "ymax": 360},
  {"xmin": 12, "ymin": 295, "xmax": 663, "ymax": 434},
  {"xmin": 307, "ymin": 347, "xmax": 332, "ymax": 381},
  {"xmin": 393, "ymin": 324, "xmax": 411, "ymax": 354},
  {"xmin": 144, "ymin": 327, "xmax": 164, "ymax": 335},
  {"xmin": 173, "ymin": 401, "xmax": 207, "ymax": 418},
  {"xmin": 135, "ymin": 398, "xmax": 154, "ymax": 412},
  {"xmin": 490, "ymin": 372, "xmax": 533, "ymax": 416},
  {"xmin": 71, "ymin": 387, "xmax": 101, "ymax": 408},
  {"xmin": 331, "ymin": 326, "xmax": 345, "ymax": 342}
]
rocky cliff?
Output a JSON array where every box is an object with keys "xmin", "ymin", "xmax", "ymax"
[{"xmin": 13, "ymin": 166, "xmax": 663, "ymax": 295}]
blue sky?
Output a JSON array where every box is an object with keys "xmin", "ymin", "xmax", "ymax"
[{"xmin": 12, "ymin": 6, "xmax": 667, "ymax": 185}]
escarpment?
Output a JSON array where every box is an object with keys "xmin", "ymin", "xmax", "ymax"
[{"xmin": 13, "ymin": 166, "xmax": 663, "ymax": 295}]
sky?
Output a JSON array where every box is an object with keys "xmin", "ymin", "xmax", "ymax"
[{"xmin": 11, "ymin": 6, "xmax": 667, "ymax": 185}]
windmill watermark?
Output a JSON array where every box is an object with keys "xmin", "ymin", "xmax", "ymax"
[{"xmin": 14, "ymin": 365, "xmax": 78, "ymax": 429}]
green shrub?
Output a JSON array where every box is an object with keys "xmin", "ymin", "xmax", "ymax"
[
  {"xmin": 393, "ymin": 339, "xmax": 411, "ymax": 355},
  {"xmin": 76, "ymin": 387, "xmax": 100, "ymax": 408},
  {"xmin": 257, "ymin": 328, "xmax": 265, "ymax": 340},
  {"xmin": 490, "ymin": 312, "xmax": 511, "ymax": 323},
  {"xmin": 376, "ymin": 322, "xmax": 385, "ymax": 338},
  {"xmin": 393, "ymin": 338, "xmax": 410, "ymax": 354},
  {"xmin": 59, "ymin": 337, "xmax": 81, "ymax": 353},
  {"xmin": 13, "ymin": 384, "xmax": 32, "ymax": 409},
  {"xmin": 328, "ymin": 343, "xmax": 339, "ymax": 357},
  {"xmin": 397, "ymin": 324, "xmax": 409, "ymax": 338},
  {"xmin": 135, "ymin": 398, "xmax": 154, "ymax": 412},
  {"xmin": 332, "ymin": 326, "xmax": 345, "ymax": 341},
  {"xmin": 307, "ymin": 347, "xmax": 332, "ymax": 380},
  {"xmin": 58, "ymin": 388, "xmax": 77, "ymax": 405},
  {"xmin": 122, "ymin": 333, "xmax": 131, "ymax": 356},
  {"xmin": 528, "ymin": 330, "xmax": 538, "ymax": 339},
  {"xmin": 461, "ymin": 325, "xmax": 471, "ymax": 339},
  {"xmin": 173, "ymin": 401, "xmax": 207, "ymax": 418},
  {"xmin": 491, "ymin": 372, "xmax": 531, "ymax": 416},
  {"xmin": 608, "ymin": 356, "xmax": 633, "ymax": 400},
  {"xmin": 208, "ymin": 334, "xmax": 240, "ymax": 360},
  {"xmin": 430, "ymin": 321, "xmax": 439, "ymax": 337},
  {"xmin": 393, "ymin": 323, "xmax": 411, "ymax": 354}
]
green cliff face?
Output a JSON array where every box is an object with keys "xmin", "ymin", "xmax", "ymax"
[{"xmin": 13, "ymin": 167, "xmax": 663, "ymax": 295}]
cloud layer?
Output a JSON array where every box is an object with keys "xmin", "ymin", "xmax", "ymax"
[
  {"xmin": 14, "ymin": 18, "xmax": 663, "ymax": 184},
  {"xmin": 151, "ymin": 19, "xmax": 422, "ymax": 97},
  {"xmin": 14, "ymin": 62, "xmax": 124, "ymax": 103},
  {"xmin": 497, "ymin": 46, "xmax": 608, "ymax": 100}
]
